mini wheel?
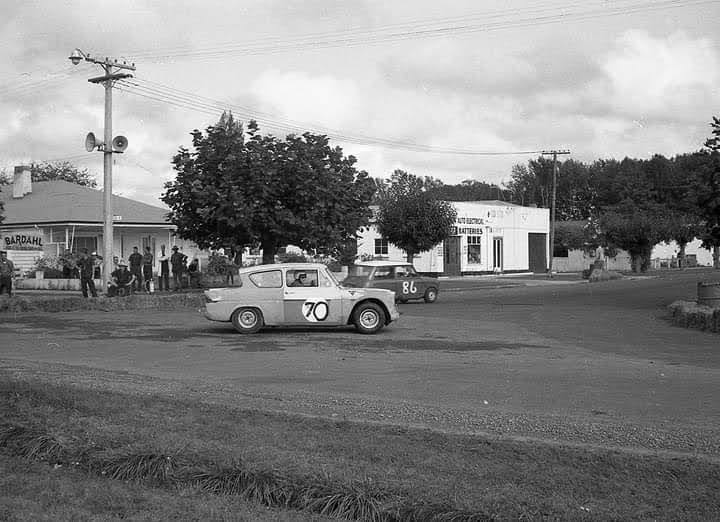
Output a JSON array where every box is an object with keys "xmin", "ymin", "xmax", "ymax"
[
  {"xmin": 353, "ymin": 302, "xmax": 385, "ymax": 334},
  {"xmin": 231, "ymin": 307, "xmax": 264, "ymax": 334},
  {"xmin": 423, "ymin": 287, "xmax": 438, "ymax": 303}
]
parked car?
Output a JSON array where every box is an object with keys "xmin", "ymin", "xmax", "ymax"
[
  {"xmin": 203, "ymin": 263, "xmax": 399, "ymax": 334},
  {"xmin": 342, "ymin": 261, "xmax": 439, "ymax": 303}
]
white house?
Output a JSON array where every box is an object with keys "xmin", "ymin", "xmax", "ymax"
[{"xmin": 357, "ymin": 201, "xmax": 550, "ymax": 275}]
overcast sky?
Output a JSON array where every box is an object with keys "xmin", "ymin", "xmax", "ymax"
[{"xmin": 1, "ymin": 0, "xmax": 718, "ymax": 207}]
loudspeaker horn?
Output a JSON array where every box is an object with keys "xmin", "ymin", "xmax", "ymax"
[
  {"xmin": 112, "ymin": 135, "xmax": 128, "ymax": 153},
  {"xmin": 84, "ymin": 132, "xmax": 103, "ymax": 152}
]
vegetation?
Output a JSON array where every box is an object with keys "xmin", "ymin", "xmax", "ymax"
[
  {"xmin": 163, "ymin": 113, "xmax": 376, "ymax": 264},
  {"xmin": 504, "ymin": 116, "xmax": 720, "ymax": 271},
  {"xmin": 375, "ymin": 170, "xmax": 457, "ymax": 264},
  {"xmin": 1, "ymin": 375, "xmax": 719, "ymax": 521}
]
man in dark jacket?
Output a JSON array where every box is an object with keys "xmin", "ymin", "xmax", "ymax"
[
  {"xmin": 107, "ymin": 259, "xmax": 135, "ymax": 297},
  {"xmin": 142, "ymin": 246, "xmax": 154, "ymax": 292},
  {"xmin": 77, "ymin": 248, "xmax": 98, "ymax": 298},
  {"xmin": 170, "ymin": 246, "xmax": 187, "ymax": 291},
  {"xmin": 0, "ymin": 250, "xmax": 15, "ymax": 297},
  {"xmin": 128, "ymin": 246, "xmax": 143, "ymax": 292}
]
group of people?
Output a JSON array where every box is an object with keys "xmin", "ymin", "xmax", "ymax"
[
  {"xmin": 0, "ymin": 244, "xmax": 208, "ymax": 299},
  {"xmin": 106, "ymin": 245, "xmax": 198, "ymax": 297}
]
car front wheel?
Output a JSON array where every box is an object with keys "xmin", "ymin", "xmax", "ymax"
[
  {"xmin": 424, "ymin": 287, "xmax": 438, "ymax": 303},
  {"xmin": 231, "ymin": 307, "xmax": 264, "ymax": 334},
  {"xmin": 353, "ymin": 302, "xmax": 385, "ymax": 334}
]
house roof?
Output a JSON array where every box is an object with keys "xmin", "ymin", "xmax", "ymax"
[{"xmin": 0, "ymin": 180, "xmax": 171, "ymax": 227}]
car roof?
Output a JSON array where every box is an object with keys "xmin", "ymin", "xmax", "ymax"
[
  {"xmin": 238, "ymin": 262, "xmax": 329, "ymax": 274},
  {"xmin": 354, "ymin": 261, "xmax": 412, "ymax": 267}
]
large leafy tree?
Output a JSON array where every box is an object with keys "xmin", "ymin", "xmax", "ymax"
[
  {"xmin": 163, "ymin": 114, "xmax": 376, "ymax": 264},
  {"xmin": 375, "ymin": 170, "xmax": 457, "ymax": 264},
  {"xmin": 697, "ymin": 116, "xmax": 720, "ymax": 268}
]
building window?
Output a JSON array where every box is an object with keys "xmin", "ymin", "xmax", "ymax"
[
  {"xmin": 374, "ymin": 238, "xmax": 389, "ymax": 256},
  {"xmin": 72, "ymin": 237, "xmax": 97, "ymax": 254},
  {"xmin": 467, "ymin": 236, "xmax": 482, "ymax": 264}
]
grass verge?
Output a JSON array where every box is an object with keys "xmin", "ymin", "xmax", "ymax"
[
  {"xmin": 1, "ymin": 375, "xmax": 719, "ymax": 521},
  {"xmin": 0, "ymin": 292, "xmax": 205, "ymax": 314}
]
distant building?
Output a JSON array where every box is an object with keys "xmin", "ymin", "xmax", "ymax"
[{"xmin": 357, "ymin": 201, "xmax": 550, "ymax": 275}]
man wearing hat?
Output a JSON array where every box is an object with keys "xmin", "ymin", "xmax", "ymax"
[
  {"xmin": 0, "ymin": 250, "xmax": 15, "ymax": 297},
  {"xmin": 170, "ymin": 245, "xmax": 187, "ymax": 291},
  {"xmin": 107, "ymin": 259, "xmax": 136, "ymax": 297}
]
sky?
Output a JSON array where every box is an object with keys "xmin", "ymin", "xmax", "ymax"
[{"xmin": 1, "ymin": 0, "xmax": 718, "ymax": 207}]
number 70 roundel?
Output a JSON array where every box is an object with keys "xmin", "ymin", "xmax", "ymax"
[{"xmin": 303, "ymin": 299, "xmax": 329, "ymax": 322}]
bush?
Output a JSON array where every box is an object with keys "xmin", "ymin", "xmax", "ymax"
[
  {"xmin": 206, "ymin": 253, "xmax": 232, "ymax": 276},
  {"xmin": 31, "ymin": 254, "xmax": 79, "ymax": 279},
  {"xmin": 277, "ymin": 252, "xmax": 308, "ymax": 263}
]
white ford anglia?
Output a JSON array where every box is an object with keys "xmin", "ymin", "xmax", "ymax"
[{"xmin": 203, "ymin": 263, "xmax": 400, "ymax": 334}]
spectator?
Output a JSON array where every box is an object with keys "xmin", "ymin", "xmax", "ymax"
[
  {"xmin": 142, "ymin": 246, "xmax": 154, "ymax": 292},
  {"xmin": 225, "ymin": 248, "xmax": 238, "ymax": 286},
  {"xmin": 128, "ymin": 246, "xmax": 143, "ymax": 292},
  {"xmin": 107, "ymin": 259, "xmax": 135, "ymax": 297},
  {"xmin": 157, "ymin": 245, "xmax": 170, "ymax": 291},
  {"xmin": 0, "ymin": 250, "xmax": 15, "ymax": 297},
  {"xmin": 170, "ymin": 246, "xmax": 186, "ymax": 291},
  {"xmin": 77, "ymin": 248, "xmax": 98, "ymax": 298},
  {"xmin": 187, "ymin": 258, "xmax": 200, "ymax": 288}
]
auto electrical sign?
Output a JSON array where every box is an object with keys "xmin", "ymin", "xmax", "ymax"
[{"xmin": 1, "ymin": 231, "xmax": 44, "ymax": 250}]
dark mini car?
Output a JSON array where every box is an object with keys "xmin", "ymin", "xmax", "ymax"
[{"xmin": 343, "ymin": 261, "xmax": 439, "ymax": 303}]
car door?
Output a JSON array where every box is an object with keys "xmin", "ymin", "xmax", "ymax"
[
  {"xmin": 245, "ymin": 269, "xmax": 284, "ymax": 324},
  {"xmin": 368, "ymin": 266, "xmax": 397, "ymax": 295},
  {"xmin": 283, "ymin": 268, "xmax": 344, "ymax": 325},
  {"xmin": 395, "ymin": 265, "xmax": 424, "ymax": 300}
]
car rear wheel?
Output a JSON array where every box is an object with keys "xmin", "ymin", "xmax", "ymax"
[
  {"xmin": 424, "ymin": 287, "xmax": 438, "ymax": 303},
  {"xmin": 353, "ymin": 302, "xmax": 385, "ymax": 334},
  {"xmin": 231, "ymin": 307, "xmax": 263, "ymax": 334}
]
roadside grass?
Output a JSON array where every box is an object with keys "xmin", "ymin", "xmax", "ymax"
[
  {"xmin": 0, "ymin": 455, "xmax": 329, "ymax": 521},
  {"xmin": 0, "ymin": 292, "xmax": 204, "ymax": 314},
  {"xmin": 1, "ymin": 376, "xmax": 719, "ymax": 521}
]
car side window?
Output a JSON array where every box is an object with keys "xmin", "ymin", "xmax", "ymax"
[
  {"xmin": 373, "ymin": 267, "xmax": 393, "ymax": 279},
  {"xmin": 286, "ymin": 269, "xmax": 319, "ymax": 287},
  {"xmin": 249, "ymin": 270, "xmax": 282, "ymax": 288},
  {"xmin": 394, "ymin": 266, "xmax": 410, "ymax": 278}
]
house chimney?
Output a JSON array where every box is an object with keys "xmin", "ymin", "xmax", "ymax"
[{"xmin": 13, "ymin": 165, "xmax": 32, "ymax": 198}]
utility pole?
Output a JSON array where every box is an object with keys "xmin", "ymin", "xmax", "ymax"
[
  {"xmin": 541, "ymin": 149, "xmax": 571, "ymax": 278},
  {"xmin": 69, "ymin": 49, "xmax": 135, "ymax": 289}
]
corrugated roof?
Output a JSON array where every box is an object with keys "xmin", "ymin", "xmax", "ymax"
[{"xmin": 0, "ymin": 180, "xmax": 171, "ymax": 226}]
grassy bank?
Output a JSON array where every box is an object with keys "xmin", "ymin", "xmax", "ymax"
[
  {"xmin": 1, "ymin": 375, "xmax": 718, "ymax": 521},
  {"xmin": 0, "ymin": 292, "xmax": 205, "ymax": 314}
]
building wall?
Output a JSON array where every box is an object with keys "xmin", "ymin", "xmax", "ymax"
[{"xmin": 356, "ymin": 202, "xmax": 549, "ymax": 275}]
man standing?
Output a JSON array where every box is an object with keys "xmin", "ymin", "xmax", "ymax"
[
  {"xmin": 157, "ymin": 245, "xmax": 170, "ymax": 291},
  {"xmin": 142, "ymin": 246, "xmax": 154, "ymax": 292},
  {"xmin": 128, "ymin": 246, "xmax": 143, "ymax": 292},
  {"xmin": 170, "ymin": 245, "xmax": 186, "ymax": 291},
  {"xmin": 77, "ymin": 248, "xmax": 98, "ymax": 298},
  {"xmin": 0, "ymin": 251, "xmax": 15, "ymax": 297}
]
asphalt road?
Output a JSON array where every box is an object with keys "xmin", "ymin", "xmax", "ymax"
[{"xmin": 1, "ymin": 268, "xmax": 719, "ymax": 458}]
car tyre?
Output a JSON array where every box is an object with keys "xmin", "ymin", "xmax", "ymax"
[
  {"xmin": 353, "ymin": 302, "xmax": 385, "ymax": 334},
  {"xmin": 424, "ymin": 287, "xmax": 438, "ymax": 303},
  {"xmin": 231, "ymin": 307, "xmax": 264, "ymax": 334}
]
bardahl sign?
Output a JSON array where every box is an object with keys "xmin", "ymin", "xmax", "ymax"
[{"xmin": 2, "ymin": 232, "xmax": 44, "ymax": 250}]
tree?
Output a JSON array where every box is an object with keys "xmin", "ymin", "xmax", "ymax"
[
  {"xmin": 697, "ymin": 116, "xmax": 720, "ymax": 268},
  {"xmin": 600, "ymin": 201, "xmax": 673, "ymax": 272},
  {"xmin": 163, "ymin": 114, "xmax": 376, "ymax": 264},
  {"xmin": 1, "ymin": 161, "xmax": 97, "ymax": 187},
  {"xmin": 375, "ymin": 170, "xmax": 457, "ymax": 264}
]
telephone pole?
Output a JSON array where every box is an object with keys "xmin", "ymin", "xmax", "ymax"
[
  {"xmin": 541, "ymin": 149, "xmax": 571, "ymax": 278},
  {"xmin": 68, "ymin": 49, "xmax": 135, "ymax": 288}
]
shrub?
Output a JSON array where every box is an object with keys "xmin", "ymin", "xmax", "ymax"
[
  {"xmin": 277, "ymin": 252, "xmax": 308, "ymax": 263},
  {"xmin": 206, "ymin": 253, "xmax": 231, "ymax": 276}
]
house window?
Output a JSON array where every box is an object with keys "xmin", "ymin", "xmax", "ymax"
[
  {"xmin": 467, "ymin": 236, "xmax": 482, "ymax": 264},
  {"xmin": 72, "ymin": 237, "xmax": 97, "ymax": 254},
  {"xmin": 374, "ymin": 238, "xmax": 389, "ymax": 256}
]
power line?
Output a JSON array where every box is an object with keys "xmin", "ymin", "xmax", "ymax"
[
  {"xmin": 116, "ymin": 77, "xmax": 547, "ymax": 156},
  {"xmin": 120, "ymin": 0, "xmax": 712, "ymax": 63}
]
